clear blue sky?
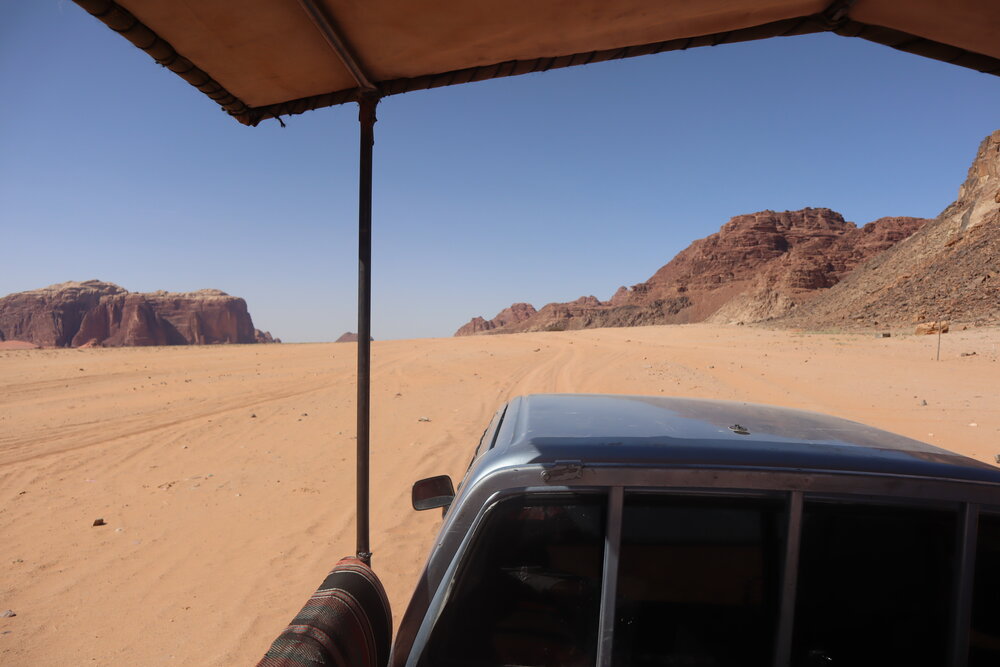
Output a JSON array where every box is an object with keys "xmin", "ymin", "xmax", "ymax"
[{"xmin": 2, "ymin": 2, "xmax": 999, "ymax": 341}]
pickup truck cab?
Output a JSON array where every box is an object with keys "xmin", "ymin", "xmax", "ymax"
[{"xmin": 396, "ymin": 393, "xmax": 1000, "ymax": 667}]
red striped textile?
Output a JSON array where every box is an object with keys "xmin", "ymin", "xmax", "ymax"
[{"xmin": 257, "ymin": 557, "xmax": 392, "ymax": 667}]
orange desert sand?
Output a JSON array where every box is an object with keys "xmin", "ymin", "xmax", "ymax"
[{"xmin": 1, "ymin": 324, "xmax": 998, "ymax": 665}]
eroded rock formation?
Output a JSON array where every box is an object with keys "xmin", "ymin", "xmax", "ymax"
[
  {"xmin": 0, "ymin": 280, "xmax": 278, "ymax": 347},
  {"xmin": 782, "ymin": 130, "xmax": 1000, "ymax": 328},
  {"xmin": 454, "ymin": 303, "xmax": 537, "ymax": 336},
  {"xmin": 455, "ymin": 208, "xmax": 927, "ymax": 335}
]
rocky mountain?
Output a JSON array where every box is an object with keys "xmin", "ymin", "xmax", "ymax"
[
  {"xmin": 779, "ymin": 130, "xmax": 1000, "ymax": 329},
  {"xmin": 0, "ymin": 280, "xmax": 278, "ymax": 347},
  {"xmin": 455, "ymin": 303, "xmax": 537, "ymax": 336},
  {"xmin": 455, "ymin": 208, "xmax": 927, "ymax": 335},
  {"xmin": 335, "ymin": 332, "xmax": 374, "ymax": 342}
]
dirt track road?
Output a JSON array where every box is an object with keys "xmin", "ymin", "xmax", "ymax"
[{"xmin": 1, "ymin": 324, "xmax": 997, "ymax": 665}]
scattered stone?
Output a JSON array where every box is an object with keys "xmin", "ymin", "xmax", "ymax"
[
  {"xmin": 995, "ymin": 454, "xmax": 1000, "ymax": 464},
  {"xmin": 876, "ymin": 332, "xmax": 891, "ymax": 338},
  {"xmin": 1, "ymin": 610, "xmax": 15, "ymax": 618},
  {"xmin": 301, "ymin": 413, "xmax": 308, "ymax": 417},
  {"xmin": 915, "ymin": 321, "xmax": 949, "ymax": 335},
  {"xmin": 418, "ymin": 417, "xmax": 431, "ymax": 422},
  {"xmin": 960, "ymin": 351, "xmax": 977, "ymax": 357},
  {"xmin": 250, "ymin": 413, "xmax": 257, "ymax": 418},
  {"xmin": 920, "ymin": 400, "xmax": 928, "ymax": 406},
  {"xmin": 92, "ymin": 518, "xmax": 106, "ymax": 527}
]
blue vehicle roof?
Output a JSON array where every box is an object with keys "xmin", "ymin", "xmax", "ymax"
[{"xmin": 472, "ymin": 394, "xmax": 1000, "ymax": 486}]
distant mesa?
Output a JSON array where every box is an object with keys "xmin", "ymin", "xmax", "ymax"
[
  {"xmin": 0, "ymin": 280, "xmax": 280, "ymax": 348},
  {"xmin": 335, "ymin": 332, "xmax": 374, "ymax": 343},
  {"xmin": 455, "ymin": 208, "xmax": 928, "ymax": 335}
]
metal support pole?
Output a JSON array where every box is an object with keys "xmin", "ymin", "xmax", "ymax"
[{"xmin": 356, "ymin": 93, "xmax": 379, "ymax": 565}]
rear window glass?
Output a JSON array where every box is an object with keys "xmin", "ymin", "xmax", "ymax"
[
  {"xmin": 971, "ymin": 513, "xmax": 1000, "ymax": 666},
  {"xmin": 792, "ymin": 502, "xmax": 956, "ymax": 666},
  {"xmin": 613, "ymin": 494, "xmax": 785, "ymax": 666},
  {"xmin": 421, "ymin": 494, "xmax": 606, "ymax": 667}
]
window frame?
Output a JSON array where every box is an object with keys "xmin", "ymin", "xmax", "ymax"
[{"xmin": 401, "ymin": 470, "xmax": 996, "ymax": 667}]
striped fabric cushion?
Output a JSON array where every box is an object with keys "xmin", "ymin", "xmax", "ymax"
[{"xmin": 257, "ymin": 557, "xmax": 392, "ymax": 667}]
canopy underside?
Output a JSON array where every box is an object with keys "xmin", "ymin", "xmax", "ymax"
[{"xmin": 74, "ymin": 0, "xmax": 1000, "ymax": 126}]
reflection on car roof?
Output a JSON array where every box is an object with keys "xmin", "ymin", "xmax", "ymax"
[{"xmin": 473, "ymin": 394, "xmax": 1000, "ymax": 485}]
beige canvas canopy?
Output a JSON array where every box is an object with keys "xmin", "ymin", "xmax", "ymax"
[{"xmin": 76, "ymin": 0, "xmax": 999, "ymax": 127}]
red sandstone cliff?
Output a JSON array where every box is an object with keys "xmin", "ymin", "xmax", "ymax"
[
  {"xmin": 454, "ymin": 303, "xmax": 537, "ymax": 336},
  {"xmin": 780, "ymin": 130, "xmax": 1000, "ymax": 328},
  {"xmin": 455, "ymin": 208, "xmax": 927, "ymax": 335},
  {"xmin": 0, "ymin": 280, "xmax": 278, "ymax": 347}
]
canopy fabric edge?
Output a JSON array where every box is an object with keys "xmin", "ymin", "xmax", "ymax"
[
  {"xmin": 73, "ymin": 0, "xmax": 1000, "ymax": 128},
  {"xmin": 75, "ymin": 0, "xmax": 252, "ymax": 122}
]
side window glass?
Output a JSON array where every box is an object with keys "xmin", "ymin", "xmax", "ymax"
[
  {"xmin": 792, "ymin": 502, "xmax": 956, "ymax": 666},
  {"xmin": 971, "ymin": 513, "xmax": 1000, "ymax": 666},
  {"xmin": 421, "ymin": 495, "xmax": 606, "ymax": 667},
  {"xmin": 613, "ymin": 495, "xmax": 784, "ymax": 666}
]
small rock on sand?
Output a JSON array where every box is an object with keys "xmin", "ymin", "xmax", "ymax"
[
  {"xmin": 915, "ymin": 321, "xmax": 949, "ymax": 335},
  {"xmin": 1, "ymin": 610, "xmax": 15, "ymax": 618},
  {"xmin": 92, "ymin": 518, "xmax": 106, "ymax": 527}
]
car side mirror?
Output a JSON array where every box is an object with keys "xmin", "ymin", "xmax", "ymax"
[{"xmin": 412, "ymin": 475, "xmax": 455, "ymax": 511}]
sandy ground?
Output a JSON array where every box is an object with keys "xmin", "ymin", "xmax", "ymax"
[{"xmin": 0, "ymin": 324, "xmax": 998, "ymax": 665}]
